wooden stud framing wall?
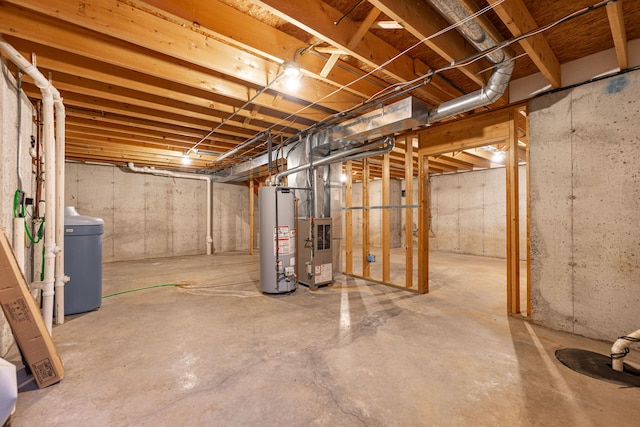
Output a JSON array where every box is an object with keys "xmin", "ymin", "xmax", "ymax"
[{"xmin": 418, "ymin": 104, "xmax": 527, "ymax": 312}]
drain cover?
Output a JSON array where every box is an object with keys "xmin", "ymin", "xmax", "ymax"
[{"xmin": 555, "ymin": 348, "xmax": 640, "ymax": 387}]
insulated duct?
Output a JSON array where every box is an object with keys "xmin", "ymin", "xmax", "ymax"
[{"xmin": 425, "ymin": 0, "xmax": 514, "ymax": 122}]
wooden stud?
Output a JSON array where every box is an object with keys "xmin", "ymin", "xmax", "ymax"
[
  {"xmin": 362, "ymin": 159, "xmax": 370, "ymax": 279},
  {"xmin": 405, "ymin": 137, "xmax": 414, "ymax": 289},
  {"xmin": 345, "ymin": 161, "xmax": 353, "ymax": 274},
  {"xmin": 417, "ymin": 153, "xmax": 429, "ymax": 293},
  {"xmin": 524, "ymin": 107, "xmax": 531, "ymax": 317},
  {"xmin": 249, "ymin": 179, "xmax": 255, "ymax": 255},
  {"xmin": 506, "ymin": 109, "xmax": 521, "ymax": 314},
  {"xmin": 382, "ymin": 152, "xmax": 391, "ymax": 283}
]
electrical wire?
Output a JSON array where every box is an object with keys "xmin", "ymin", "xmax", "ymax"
[
  {"xmin": 102, "ymin": 283, "xmax": 183, "ymax": 298},
  {"xmin": 211, "ymin": 0, "xmax": 616, "ymax": 170},
  {"xmin": 187, "ymin": 68, "xmax": 287, "ymax": 156},
  {"xmin": 216, "ymin": 0, "xmax": 508, "ymax": 158},
  {"xmin": 272, "ymin": 0, "xmax": 616, "ymax": 138},
  {"xmin": 334, "ymin": 0, "xmax": 366, "ymax": 26}
]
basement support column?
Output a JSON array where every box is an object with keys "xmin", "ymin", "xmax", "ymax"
[
  {"xmin": 506, "ymin": 109, "xmax": 521, "ymax": 314},
  {"xmin": 418, "ymin": 153, "xmax": 429, "ymax": 294},
  {"xmin": 405, "ymin": 137, "xmax": 414, "ymax": 289},
  {"xmin": 345, "ymin": 161, "xmax": 353, "ymax": 274}
]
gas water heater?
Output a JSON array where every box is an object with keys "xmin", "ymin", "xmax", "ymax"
[{"xmin": 259, "ymin": 186, "xmax": 297, "ymax": 294}]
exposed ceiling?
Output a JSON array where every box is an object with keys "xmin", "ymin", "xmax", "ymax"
[{"xmin": 1, "ymin": 0, "xmax": 638, "ymax": 182}]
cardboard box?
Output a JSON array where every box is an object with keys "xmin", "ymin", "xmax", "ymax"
[{"xmin": 0, "ymin": 230, "xmax": 64, "ymax": 388}]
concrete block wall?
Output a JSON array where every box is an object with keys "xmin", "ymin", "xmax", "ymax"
[
  {"xmin": 66, "ymin": 163, "xmax": 251, "ymax": 262},
  {"xmin": 529, "ymin": 69, "xmax": 640, "ymax": 341},
  {"xmin": 0, "ymin": 60, "xmax": 37, "ymax": 356},
  {"xmin": 425, "ymin": 166, "xmax": 527, "ymax": 259}
]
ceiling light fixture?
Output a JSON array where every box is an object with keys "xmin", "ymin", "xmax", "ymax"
[
  {"xmin": 283, "ymin": 61, "xmax": 301, "ymax": 78},
  {"xmin": 181, "ymin": 151, "xmax": 192, "ymax": 165},
  {"xmin": 492, "ymin": 151, "xmax": 505, "ymax": 162}
]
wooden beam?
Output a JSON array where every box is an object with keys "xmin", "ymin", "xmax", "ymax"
[
  {"xmin": 405, "ymin": 138, "xmax": 414, "ymax": 289},
  {"xmin": 382, "ymin": 153, "xmax": 391, "ymax": 283},
  {"xmin": 0, "ymin": 10, "xmax": 330, "ymax": 122},
  {"xmin": 4, "ymin": 0, "xmax": 363, "ymax": 113},
  {"xmin": 36, "ymin": 70, "xmax": 304, "ymax": 134},
  {"xmin": 487, "ymin": 0, "xmax": 561, "ymax": 88},
  {"xmin": 368, "ymin": 0, "xmax": 490, "ymax": 87},
  {"xmin": 606, "ymin": 1, "xmax": 629, "ymax": 70},
  {"xmin": 23, "ymin": 85, "xmax": 260, "ymax": 141},
  {"xmin": 419, "ymin": 106, "xmax": 519, "ymax": 155},
  {"xmin": 506, "ymin": 110, "xmax": 520, "ymax": 314},
  {"xmin": 345, "ymin": 161, "xmax": 353, "ymax": 274},
  {"xmin": 9, "ymin": 39, "xmax": 317, "ymax": 128},
  {"xmin": 141, "ymin": 0, "xmax": 387, "ymax": 98},
  {"xmin": 453, "ymin": 151, "xmax": 492, "ymax": 169},
  {"xmin": 254, "ymin": 0, "xmax": 464, "ymax": 104}
]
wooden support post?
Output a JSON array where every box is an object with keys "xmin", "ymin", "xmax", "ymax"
[
  {"xmin": 405, "ymin": 137, "xmax": 414, "ymax": 288},
  {"xmin": 506, "ymin": 109, "xmax": 521, "ymax": 314},
  {"xmin": 382, "ymin": 152, "xmax": 390, "ymax": 283},
  {"xmin": 417, "ymin": 153, "xmax": 429, "ymax": 293},
  {"xmin": 249, "ymin": 179, "xmax": 255, "ymax": 255},
  {"xmin": 345, "ymin": 161, "xmax": 353, "ymax": 274},
  {"xmin": 524, "ymin": 108, "xmax": 531, "ymax": 317},
  {"xmin": 362, "ymin": 159, "xmax": 370, "ymax": 278}
]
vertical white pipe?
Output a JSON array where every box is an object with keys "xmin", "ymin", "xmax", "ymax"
[
  {"xmin": 12, "ymin": 217, "xmax": 25, "ymax": 274},
  {"xmin": 54, "ymin": 96, "xmax": 67, "ymax": 324},
  {"xmin": 41, "ymin": 91, "xmax": 56, "ymax": 335},
  {"xmin": 126, "ymin": 163, "xmax": 213, "ymax": 255},
  {"xmin": 0, "ymin": 36, "xmax": 59, "ymax": 335},
  {"xmin": 206, "ymin": 179, "xmax": 213, "ymax": 255}
]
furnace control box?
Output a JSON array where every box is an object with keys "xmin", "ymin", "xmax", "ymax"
[{"xmin": 297, "ymin": 218, "xmax": 333, "ymax": 290}]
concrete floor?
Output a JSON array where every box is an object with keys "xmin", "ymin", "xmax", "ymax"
[{"xmin": 7, "ymin": 251, "xmax": 640, "ymax": 426}]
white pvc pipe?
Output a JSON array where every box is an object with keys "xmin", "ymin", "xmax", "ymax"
[
  {"xmin": 0, "ymin": 36, "xmax": 61, "ymax": 335},
  {"xmin": 127, "ymin": 163, "xmax": 213, "ymax": 255},
  {"xmin": 611, "ymin": 328, "xmax": 640, "ymax": 372},
  {"xmin": 54, "ymin": 94, "xmax": 67, "ymax": 324},
  {"xmin": 12, "ymin": 217, "xmax": 25, "ymax": 274}
]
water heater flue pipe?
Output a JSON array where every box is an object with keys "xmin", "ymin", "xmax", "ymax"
[
  {"xmin": 127, "ymin": 163, "xmax": 213, "ymax": 255},
  {"xmin": 0, "ymin": 35, "xmax": 64, "ymax": 334},
  {"xmin": 611, "ymin": 328, "xmax": 640, "ymax": 372}
]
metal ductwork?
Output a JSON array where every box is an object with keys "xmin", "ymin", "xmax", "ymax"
[
  {"xmin": 221, "ymin": 0, "xmax": 514, "ymax": 183},
  {"xmin": 425, "ymin": 0, "xmax": 514, "ymax": 122}
]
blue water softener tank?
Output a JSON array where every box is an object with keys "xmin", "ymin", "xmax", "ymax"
[{"xmin": 64, "ymin": 206, "xmax": 104, "ymax": 315}]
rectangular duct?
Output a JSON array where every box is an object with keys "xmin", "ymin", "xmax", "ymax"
[{"xmin": 311, "ymin": 97, "xmax": 430, "ymax": 157}]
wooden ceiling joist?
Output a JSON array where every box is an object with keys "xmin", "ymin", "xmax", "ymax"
[
  {"xmin": 487, "ymin": 0, "xmax": 561, "ymax": 88},
  {"xmin": 8, "ymin": 0, "xmax": 364, "ymax": 113},
  {"xmin": 606, "ymin": 1, "xmax": 629, "ymax": 70},
  {"xmin": 253, "ymin": 0, "xmax": 464, "ymax": 104}
]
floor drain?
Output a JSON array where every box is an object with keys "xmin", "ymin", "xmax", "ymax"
[{"xmin": 555, "ymin": 348, "xmax": 640, "ymax": 387}]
